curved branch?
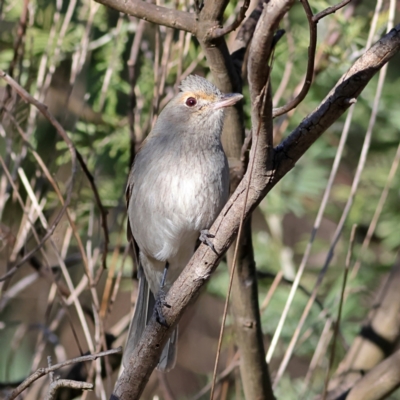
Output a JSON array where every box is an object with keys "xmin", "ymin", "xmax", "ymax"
[
  {"xmin": 210, "ymin": 0, "xmax": 250, "ymax": 39},
  {"xmin": 272, "ymin": 0, "xmax": 317, "ymax": 117},
  {"xmin": 313, "ymin": 0, "xmax": 352, "ymax": 22},
  {"xmin": 93, "ymin": 0, "xmax": 197, "ymax": 33}
]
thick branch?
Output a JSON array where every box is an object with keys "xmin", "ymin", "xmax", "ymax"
[
  {"xmin": 112, "ymin": 23, "xmax": 400, "ymax": 400},
  {"xmin": 248, "ymin": 0, "xmax": 295, "ymax": 102},
  {"xmin": 93, "ymin": 0, "xmax": 197, "ymax": 33},
  {"xmin": 200, "ymin": 0, "xmax": 230, "ymax": 23}
]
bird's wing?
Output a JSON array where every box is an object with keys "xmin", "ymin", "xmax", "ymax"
[{"xmin": 126, "ymin": 173, "xmax": 140, "ymax": 269}]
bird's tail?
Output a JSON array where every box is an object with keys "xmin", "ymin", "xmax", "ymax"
[{"xmin": 123, "ymin": 268, "xmax": 178, "ymax": 372}]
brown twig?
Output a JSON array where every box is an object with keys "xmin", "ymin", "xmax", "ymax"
[
  {"xmin": 351, "ymin": 141, "xmax": 400, "ymax": 278},
  {"xmin": 191, "ymin": 352, "xmax": 240, "ymax": 400},
  {"xmin": 210, "ymin": 0, "xmax": 250, "ymax": 39},
  {"xmin": 5, "ymin": 347, "xmax": 122, "ymax": 400},
  {"xmin": 2, "ymin": 0, "xmax": 29, "ymax": 112},
  {"xmin": 272, "ymin": 0, "xmax": 317, "ymax": 118},
  {"xmin": 322, "ymin": 224, "xmax": 357, "ymax": 400},
  {"xmin": 45, "ymin": 379, "xmax": 93, "ymax": 400},
  {"xmin": 313, "ymin": 0, "xmax": 352, "ymax": 22},
  {"xmin": 75, "ymin": 149, "xmax": 110, "ymax": 282}
]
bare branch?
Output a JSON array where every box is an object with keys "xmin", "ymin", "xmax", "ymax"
[
  {"xmin": 5, "ymin": 347, "xmax": 122, "ymax": 400},
  {"xmin": 313, "ymin": 0, "xmax": 352, "ymax": 22},
  {"xmin": 210, "ymin": 0, "xmax": 250, "ymax": 39},
  {"xmin": 272, "ymin": 0, "xmax": 317, "ymax": 117},
  {"xmin": 45, "ymin": 379, "xmax": 93, "ymax": 400},
  {"xmin": 93, "ymin": 0, "xmax": 197, "ymax": 33}
]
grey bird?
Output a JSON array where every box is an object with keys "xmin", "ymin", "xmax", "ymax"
[{"xmin": 123, "ymin": 75, "xmax": 243, "ymax": 371}]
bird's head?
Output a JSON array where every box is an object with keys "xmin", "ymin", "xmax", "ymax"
[{"xmin": 157, "ymin": 75, "xmax": 243, "ymax": 137}]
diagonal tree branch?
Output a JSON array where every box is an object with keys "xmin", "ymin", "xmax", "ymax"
[
  {"xmin": 273, "ymin": 24, "xmax": 400, "ymax": 177},
  {"xmin": 111, "ymin": 18, "xmax": 400, "ymax": 400}
]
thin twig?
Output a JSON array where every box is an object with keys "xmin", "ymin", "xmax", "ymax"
[
  {"xmin": 351, "ymin": 142, "xmax": 400, "ymax": 278},
  {"xmin": 191, "ymin": 353, "xmax": 240, "ymax": 400},
  {"xmin": 313, "ymin": 0, "xmax": 352, "ymax": 22},
  {"xmin": 322, "ymin": 224, "xmax": 357, "ymax": 399},
  {"xmin": 272, "ymin": 0, "xmax": 316, "ymax": 118},
  {"xmin": 45, "ymin": 379, "xmax": 93, "ymax": 400},
  {"xmin": 210, "ymin": 0, "xmax": 250, "ymax": 39},
  {"xmin": 5, "ymin": 0, "xmax": 29, "ymax": 89},
  {"xmin": 5, "ymin": 347, "xmax": 122, "ymax": 400},
  {"xmin": 301, "ymin": 317, "xmax": 333, "ymax": 398}
]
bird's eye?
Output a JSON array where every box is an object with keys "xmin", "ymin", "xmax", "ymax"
[{"xmin": 185, "ymin": 97, "xmax": 197, "ymax": 107}]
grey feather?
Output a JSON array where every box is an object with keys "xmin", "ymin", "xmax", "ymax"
[{"xmin": 124, "ymin": 75, "xmax": 242, "ymax": 371}]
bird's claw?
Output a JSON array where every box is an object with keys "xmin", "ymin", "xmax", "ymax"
[
  {"xmin": 154, "ymin": 289, "xmax": 170, "ymax": 327},
  {"xmin": 199, "ymin": 229, "xmax": 219, "ymax": 255}
]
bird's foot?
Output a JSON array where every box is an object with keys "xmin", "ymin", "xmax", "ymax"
[
  {"xmin": 154, "ymin": 289, "xmax": 171, "ymax": 328},
  {"xmin": 199, "ymin": 229, "xmax": 219, "ymax": 255}
]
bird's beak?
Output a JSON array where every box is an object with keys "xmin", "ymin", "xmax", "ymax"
[{"xmin": 212, "ymin": 93, "xmax": 243, "ymax": 110}]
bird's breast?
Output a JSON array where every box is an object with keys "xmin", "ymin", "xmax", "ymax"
[{"xmin": 130, "ymin": 142, "xmax": 229, "ymax": 262}]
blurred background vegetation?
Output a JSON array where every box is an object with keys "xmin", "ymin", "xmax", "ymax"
[{"xmin": 0, "ymin": 0, "xmax": 399, "ymax": 399}]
